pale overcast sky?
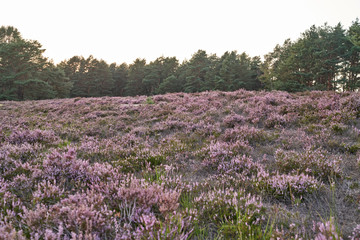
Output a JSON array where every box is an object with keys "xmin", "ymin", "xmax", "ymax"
[{"xmin": 1, "ymin": 0, "xmax": 359, "ymax": 64}]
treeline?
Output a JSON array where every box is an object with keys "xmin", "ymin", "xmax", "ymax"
[
  {"xmin": 0, "ymin": 27, "xmax": 72, "ymax": 100},
  {"xmin": 1, "ymin": 20, "xmax": 360, "ymax": 101},
  {"xmin": 57, "ymin": 51, "xmax": 262, "ymax": 98},
  {"xmin": 262, "ymin": 21, "xmax": 360, "ymax": 92}
]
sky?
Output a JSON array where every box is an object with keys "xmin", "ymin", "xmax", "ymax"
[{"xmin": 1, "ymin": 0, "xmax": 359, "ymax": 64}]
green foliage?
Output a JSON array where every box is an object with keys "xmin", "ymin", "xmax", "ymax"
[
  {"xmin": 219, "ymin": 214, "xmax": 275, "ymax": 239},
  {"xmin": 58, "ymin": 55, "xmax": 114, "ymax": 97},
  {"xmin": 331, "ymin": 123, "xmax": 346, "ymax": 134},
  {"xmin": 142, "ymin": 166, "xmax": 167, "ymax": 184},
  {"xmin": 157, "ymin": 75, "xmax": 183, "ymax": 94},
  {"xmin": 274, "ymin": 148, "xmax": 342, "ymax": 181},
  {"xmin": 145, "ymin": 155, "xmax": 165, "ymax": 168},
  {"xmin": 0, "ymin": 26, "xmax": 52, "ymax": 100},
  {"xmin": 344, "ymin": 19, "xmax": 360, "ymax": 90},
  {"xmin": 2, "ymin": 19, "xmax": 360, "ymax": 101},
  {"xmin": 110, "ymin": 62, "xmax": 128, "ymax": 96},
  {"xmin": 0, "ymin": 26, "xmax": 76, "ymax": 100},
  {"xmin": 115, "ymin": 154, "xmax": 166, "ymax": 173},
  {"xmin": 216, "ymin": 51, "xmax": 261, "ymax": 91},
  {"xmin": 41, "ymin": 64, "xmax": 72, "ymax": 98},
  {"xmin": 183, "ymin": 50, "xmax": 210, "ymax": 93},
  {"xmin": 146, "ymin": 96, "xmax": 155, "ymax": 104},
  {"xmin": 125, "ymin": 58, "xmax": 147, "ymax": 96},
  {"xmin": 340, "ymin": 143, "xmax": 360, "ymax": 154},
  {"xmin": 3, "ymin": 167, "xmax": 32, "ymax": 181},
  {"xmin": 56, "ymin": 139, "xmax": 71, "ymax": 148},
  {"xmin": 194, "ymin": 189, "xmax": 266, "ymax": 239},
  {"xmin": 261, "ymin": 21, "xmax": 360, "ymax": 92},
  {"xmin": 143, "ymin": 56, "xmax": 179, "ymax": 95}
]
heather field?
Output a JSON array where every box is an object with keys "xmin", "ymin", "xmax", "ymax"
[{"xmin": 1, "ymin": 90, "xmax": 360, "ymax": 239}]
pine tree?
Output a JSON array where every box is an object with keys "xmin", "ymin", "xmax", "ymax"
[
  {"xmin": 157, "ymin": 75, "xmax": 182, "ymax": 93},
  {"xmin": 125, "ymin": 58, "xmax": 147, "ymax": 96},
  {"xmin": 184, "ymin": 50, "xmax": 210, "ymax": 93},
  {"xmin": 58, "ymin": 56, "xmax": 89, "ymax": 97},
  {"xmin": 343, "ymin": 19, "xmax": 360, "ymax": 90},
  {"xmin": 110, "ymin": 63, "xmax": 128, "ymax": 96},
  {"xmin": 41, "ymin": 63, "xmax": 72, "ymax": 98},
  {"xmin": 0, "ymin": 26, "xmax": 53, "ymax": 100},
  {"xmin": 143, "ymin": 56, "xmax": 178, "ymax": 95}
]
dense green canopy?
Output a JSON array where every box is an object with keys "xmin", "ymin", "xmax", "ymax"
[
  {"xmin": 261, "ymin": 20, "xmax": 360, "ymax": 92},
  {"xmin": 1, "ymin": 20, "xmax": 360, "ymax": 100},
  {"xmin": 0, "ymin": 26, "xmax": 71, "ymax": 100}
]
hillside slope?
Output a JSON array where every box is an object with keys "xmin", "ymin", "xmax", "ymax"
[{"xmin": 1, "ymin": 90, "xmax": 360, "ymax": 239}]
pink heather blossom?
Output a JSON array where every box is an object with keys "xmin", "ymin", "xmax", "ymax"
[
  {"xmin": 313, "ymin": 217, "xmax": 342, "ymax": 240},
  {"xmin": 1, "ymin": 90, "xmax": 359, "ymax": 238}
]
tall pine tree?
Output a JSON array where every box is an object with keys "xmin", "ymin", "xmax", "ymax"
[{"xmin": 0, "ymin": 26, "xmax": 54, "ymax": 100}]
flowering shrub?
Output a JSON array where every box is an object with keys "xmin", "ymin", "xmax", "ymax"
[
  {"xmin": 274, "ymin": 148, "xmax": 342, "ymax": 181},
  {"xmin": 264, "ymin": 112, "xmax": 287, "ymax": 128},
  {"xmin": 0, "ymin": 223, "xmax": 26, "ymax": 240},
  {"xmin": 1, "ymin": 90, "xmax": 359, "ymax": 238},
  {"xmin": 313, "ymin": 217, "xmax": 342, "ymax": 240},
  {"xmin": 201, "ymin": 140, "xmax": 252, "ymax": 170},
  {"xmin": 217, "ymin": 155, "xmax": 264, "ymax": 177},
  {"xmin": 223, "ymin": 113, "xmax": 246, "ymax": 127},
  {"xmin": 194, "ymin": 187, "xmax": 265, "ymax": 238},
  {"xmin": 32, "ymin": 180, "xmax": 64, "ymax": 205},
  {"xmin": 263, "ymin": 172, "xmax": 323, "ymax": 199},
  {"xmin": 349, "ymin": 224, "xmax": 360, "ymax": 240},
  {"xmin": 222, "ymin": 124, "xmax": 268, "ymax": 144},
  {"xmin": 40, "ymin": 148, "xmax": 116, "ymax": 187},
  {"xmin": 7, "ymin": 129, "xmax": 59, "ymax": 145}
]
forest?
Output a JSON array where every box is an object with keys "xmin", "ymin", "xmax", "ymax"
[{"xmin": 0, "ymin": 19, "xmax": 360, "ymax": 101}]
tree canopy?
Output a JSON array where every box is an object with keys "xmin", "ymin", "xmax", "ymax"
[
  {"xmin": 0, "ymin": 26, "xmax": 70, "ymax": 100},
  {"xmin": 261, "ymin": 20, "xmax": 360, "ymax": 92},
  {"xmin": 1, "ymin": 20, "xmax": 360, "ymax": 101}
]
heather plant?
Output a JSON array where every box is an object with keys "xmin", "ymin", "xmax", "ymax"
[
  {"xmin": 1, "ymin": 142, "xmax": 43, "ymax": 162},
  {"xmin": 278, "ymin": 128, "xmax": 316, "ymax": 150},
  {"xmin": 40, "ymin": 148, "xmax": 119, "ymax": 190},
  {"xmin": 349, "ymin": 224, "xmax": 360, "ymax": 240},
  {"xmin": 145, "ymin": 96, "xmax": 155, "ymax": 105},
  {"xmin": 0, "ymin": 143, "xmax": 43, "ymax": 181},
  {"xmin": 7, "ymin": 174, "xmax": 34, "ymax": 203},
  {"xmin": 22, "ymin": 190, "xmax": 114, "ymax": 239},
  {"xmin": 313, "ymin": 217, "xmax": 342, "ymax": 240},
  {"xmin": 0, "ymin": 222, "xmax": 26, "ymax": 240},
  {"xmin": 193, "ymin": 187, "xmax": 266, "ymax": 238},
  {"xmin": 261, "ymin": 172, "xmax": 323, "ymax": 199},
  {"xmin": 115, "ymin": 179, "xmax": 180, "ymax": 216},
  {"xmin": 216, "ymin": 155, "xmax": 267, "ymax": 188},
  {"xmin": 222, "ymin": 113, "xmax": 246, "ymax": 127},
  {"xmin": 201, "ymin": 140, "xmax": 252, "ymax": 170},
  {"xmin": 1, "ymin": 90, "xmax": 360, "ymax": 238},
  {"xmin": 264, "ymin": 112, "xmax": 287, "ymax": 128},
  {"xmin": 274, "ymin": 148, "xmax": 342, "ymax": 181},
  {"xmin": 222, "ymin": 124, "xmax": 269, "ymax": 144},
  {"xmin": 32, "ymin": 180, "xmax": 64, "ymax": 205},
  {"xmin": 7, "ymin": 129, "xmax": 54, "ymax": 145}
]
